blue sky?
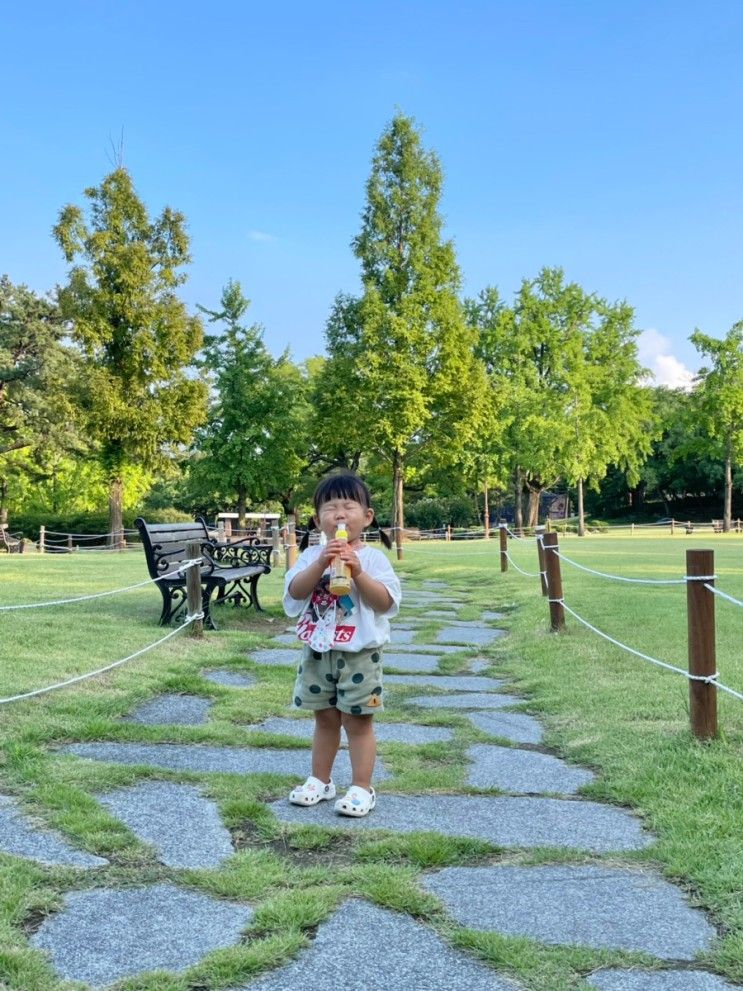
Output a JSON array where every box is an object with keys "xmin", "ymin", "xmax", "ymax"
[{"xmin": 3, "ymin": 1, "xmax": 742, "ymax": 384}]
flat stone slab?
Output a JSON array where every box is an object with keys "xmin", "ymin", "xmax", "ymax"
[
  {"xmin": 61, "ymin": 742, "xmax": 390, "ymax": 782},
  {"xmin": 390, "ymin": 628, "xmax": 417, "ymax": 644},
  {"xmin": 466, "ymin": 744, "xmax": 594, "ymax": 794},
  {"xmin": 249, "ymin": 649, "xmax": 301, "ymax": 667},
  {"xmin": 436, "ymin": 627, "xmax": 506, "ymax": 646},
  {"xmin": 423, "ymin": 609, "xmax": 459, "ymax": 618},
  {"xmin": 237, "ymin": 900, "xmax": 519, "ymax": 991},
  {"xmin": 246, "ymin": 717, "xmax": 454, "ymax": 746},
  {"xmin": 386, "ymin": 674, "xmax": 507, "ymax": 692},
  {"xmin": 95, "ymin": 782, "xmax": 234, "ymax": 867},
  {"xmin": 481, "ymin": 611, "xmax": 506, "ymax": 621},
  {"xmin": 203, "ymin": 669, "xmax": 257, "ymax": 687},
  {"xmin": 383, "ymin": 652, "xmax": 441, "ymax": 673},
  {"xmin": 399, "ymin": 643, "xmax": 469, "ymax": 654},
  {"xmin": 0, "ymin": 795, "xmax": 107, "ymax": 867},
  {"xmin": 122, "ymin": 693, "xmax": 212, "ymax": 725},
  {"xmin": 422, "ymin": 866, "xmax": 713, "ymax": 958},
  {"xmin": 269, "ymin": 794, "xmax": 651, "ymax": 853},
  {"xmin": 269, "ymin": 634, "xmax": 300, "ymax": 647},
  {"xmin": 467, "ymin": 711, "xmax": 544, "ymax": 744},
  {"xmin": 587, "ymin": 972, "xmax": 738, "ymax": 990},
  {"xmin": 409, "ymin": 692, "xmax": 522, "ymax": 710},
  {"xmin": 469, "ymin": 659, "xmax": 491, "ymax": 673},
  {"xmin": 31, "ymin": 883, "xmax": 253, "ymax": 986}
]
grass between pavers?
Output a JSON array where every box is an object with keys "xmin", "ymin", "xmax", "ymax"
[{"xmin": 0, "ymin": 539, "xmax": 741, "ymax": 990}]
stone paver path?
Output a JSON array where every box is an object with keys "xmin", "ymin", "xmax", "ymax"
[
  {"xmin": 14, "ymin": 576, "xmax": 728, "ymax": 990},
  {"xmin": 0, "ymin": 795, "xmax": 107, "ymax": 867},
  {"xmin": 466, "ymin": 710, "xmax": 545, "ymax": 744},
  {"xmin": 269, "ymin": 794, "xmax": 651, "ymax": 852},
  {"xmin": 60, "ymin": 742, "xmax": 391, "ymax": 782},
  {"xmin": 409, "ymin": 691, "xmax": 524, "ymax": 709},
  {"xmin": 122, "ymin": 693, "xmax": 212, "ymax": 725},
  {"xmin": 235, "ymin": 899, "xmax": 520, "ymax": 991},
  {"xmin": 30, "ymin": 883, "xmax": 253, "ymax": 986},
  {"xmin": 587, "ymin": 973, "xmax": 738, "ymax": 991},
  {"xmin": 203, "ymin": 669, "xmax": 257, "ymax": 687},
  {"xmin": 466, "ymin": 743, "xmax": 594, "ymax": 793},
  {"xmin": 96, "ymin": 781, "xmax": 234, "ymax": 867},
  {"xmin": 246, "ymin": 716, "xmax": 454, "ymax": 746},
  {"xmin": 422, "ymin": 865, "xmax": 716, "ymax": 958}
]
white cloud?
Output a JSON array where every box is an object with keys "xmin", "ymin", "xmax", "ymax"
[
  {"xmin": 637, "ymin": 329, "xmax": 696, "ymax": 390},
  {"xmin": 247, "ymin": 229, "xmax": 277, "ymax": 243}
]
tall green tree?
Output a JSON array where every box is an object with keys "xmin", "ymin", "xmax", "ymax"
[
  {"xmin": 318, "ymin": 113, "xmax": 488, "ymax": 556},
  {"xmin": 0, "ymin": 276, "xmax": 82, "ymax": 525},
  {"xmin": 191, "ymin": 281, "xmax": 312, "ymax": 522},
  {"xmin": 689, "ymin": 322, "xmax": 743, "ymax": 530},
  {"xmin": 53, "ymin": 167, "xmax": 207, "ymax": 539}
]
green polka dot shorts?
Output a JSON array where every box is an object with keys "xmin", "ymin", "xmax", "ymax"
[{"xmin": 293, "ymin": 645, "xmax": 384, "ymax": 714}]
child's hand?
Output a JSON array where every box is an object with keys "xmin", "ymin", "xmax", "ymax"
[
  {"xmin": 337, "ymin": 545, "xmax": 363, "ymax": 578},
  {"xmin": 319, "ymin": 539, "xmax": 346, "ymax": 568}
]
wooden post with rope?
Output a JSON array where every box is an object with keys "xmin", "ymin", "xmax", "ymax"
[
  {"xmin": 285, "ymin": 515, "xmax": 298, "ymax": 571},
  {"xmin": 39, "ymin": 525, "xmax": 45, "ymax": 554},
  {"xmin": 499, "ymin": 522, "xmax": 508, "ymax": 573},
  {"xmin": 542, "ymin": 531, "xmax": 565, "ymax": 632},
  {"xmin": 535, "ymin": 525, "xmax": 548, "ymax": 596},
  {"xmin": 186, "ymin": 541, "xmax": 204, "ymax": 638},
  {"xmin": 686, "ymin": 548, "xmax": 717, "ymax": 740},
  {"xmin": 271, "ymin": 524, "xmax": 280, "ymax": 567}
]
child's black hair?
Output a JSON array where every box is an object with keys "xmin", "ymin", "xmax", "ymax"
[{"xmin": 299, "ymin": 471, "xmax": 392, "ymax": 551}]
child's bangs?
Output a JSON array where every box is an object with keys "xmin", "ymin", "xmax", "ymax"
[{"xmin": 314, "ymin": 473, "xmax": 370, "ymax": 510}]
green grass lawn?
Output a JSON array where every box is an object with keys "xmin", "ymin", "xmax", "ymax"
[{"xmin": 0, "ymin": 536, "xmax": 741, "ymax": 990}]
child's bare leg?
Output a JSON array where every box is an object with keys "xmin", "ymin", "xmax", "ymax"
[
  {"xmin": 341, "ymin": 713, "xmax": 376, "ymax": 790},
  {"xmin": 311, "ymin": 707, "xmax": 342, "ymax": 782}
]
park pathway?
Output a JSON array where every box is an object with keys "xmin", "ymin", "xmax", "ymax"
[{"xmin": 0, "ymin": 580, "xmax": 735, "ymax": 990}]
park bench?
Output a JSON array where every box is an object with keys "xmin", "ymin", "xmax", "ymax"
[
  {"xmin": 1, "ymin": 525, "xmax": 25, "ymax": 553},
  {"xmin": 135, "ymin": 517, "xmax": 272, "ymax": 630}
]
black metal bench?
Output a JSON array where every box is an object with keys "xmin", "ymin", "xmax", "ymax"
[
  {"xmin": 1, "ymin": 525, "xmax": 25, "ymax": 553},
  {"xmin": 135, "ymin": 517, "xmax": 272, "ymax": 630}
]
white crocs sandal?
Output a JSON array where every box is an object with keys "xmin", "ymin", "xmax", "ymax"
[
  {"xmin": 289, "ymin": 776, "xmax": 336, "ymax": 807},
  {"xmin": 334, "ymin": 785, "xmax": 376, "ymax": 817}
]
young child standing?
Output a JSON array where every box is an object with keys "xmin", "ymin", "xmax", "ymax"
[{"xmin": 283, "ymin": 472, "xmax": 401, "ymax": 817}]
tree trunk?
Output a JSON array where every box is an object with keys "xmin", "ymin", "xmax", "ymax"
[
  {"xmin": 483, "ymin": 479, "xmax": 490, "ymax": 539},
  {"xmin": 514, "ymin": 467, "xmax": 523, "ymax": 532},
  {"xmin": 108, "ymin": 477, "xmax": 124, "ymax": 549},
  {"xmin": 392, "ymin": 449, "xmax": 404, "ymax": 560},
  {"xmin": 577, "ymin": 478, "xmax": 585, "ymax": 536},
  {"xmin": 237, "ymin": 487, "xmax": 247, "ymax": 530},
  {"xmin": 0, "ymin": 477, "xmax": 7, "ymax": 527},
  {"xmin": 724, "ymin": 436, "xmax": 732, "ymax": 533},
  {"xmin": 527, "ymin": 487, "xmax": 541, "ymax": 528}
]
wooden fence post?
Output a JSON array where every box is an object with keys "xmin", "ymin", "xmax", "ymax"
[
  {"xmin": 186, "ymin": 541, "xmax": 204, "ymax": 638},
  {"xmin": 542, "ymin": 531, "xmax": 565, "ymax": 632},
  {"xmin": 671, "ymin": 518, "xmax": 675, "ymax": 536},
  {"xmin": 271, "ymin": 524, "xmax": 280, "ymax": 567},
  {"xmin": 39, "ymin": 525, "xmax": 45, "ymax": 554},
  {"xmin": 686, "ymin": 548, "xmax": 717, "ymax": 740},
  {"xmin": 631, "ymin": 523, "xmax": 635, "ymax": 536},
  {"xmin": 535, "ymin": 525, "xmax": 548, "ymax": 596},
  {"xmin": 67, "ymin": 534, "xmax": 73, "ymax": 553},
  {"xmin": 286, "ymin": 515, "xmax": 298, "ymax": 571},
  {"xmin": 499, "ymin": 522, "xmax": 508, "ymax": 573},
  {"xmin": 446, "ymin": 525, "xmax": 452, "ymax": 542}
]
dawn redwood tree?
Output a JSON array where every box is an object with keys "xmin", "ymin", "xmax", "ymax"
[
  {"xmin": 191, "ymin": 280, "xmax": 311, "ymax": 523},
  {"xmin": 321, "ymin": 113, "xmax": 487, "ymax": 557},
  {"xmin": 53, "ymin": 168, "xmax": 207, "ymax": 541},
  {"xmin": 690, "ymin": 323, "xmax": 743, "ymax": 531}
]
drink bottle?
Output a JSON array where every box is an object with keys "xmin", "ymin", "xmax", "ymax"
[{"xmin": 329, "ymin": 520, "xmax": 352, "ymax": 595}]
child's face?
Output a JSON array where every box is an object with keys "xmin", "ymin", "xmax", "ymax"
[{"xmin": 315, "ymin": 496, "xmax": 374, "ymax": 543}]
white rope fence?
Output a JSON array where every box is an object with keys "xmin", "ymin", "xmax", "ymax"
[
  {"xmin": 504, "ymin": 536, "xmax": 743, "ymax": 712},
  {"xmin": 0, "ymin": 612, "xmax": 204, "ymax": 706},
  {"xmin": 0, "ymin": 560, "xmax": 203, "ymax": 612}
]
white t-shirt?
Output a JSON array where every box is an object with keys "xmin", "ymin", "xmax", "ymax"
[{"xmin": 283, "ymin": 544, "xmax": 401, "ymax": 651}]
